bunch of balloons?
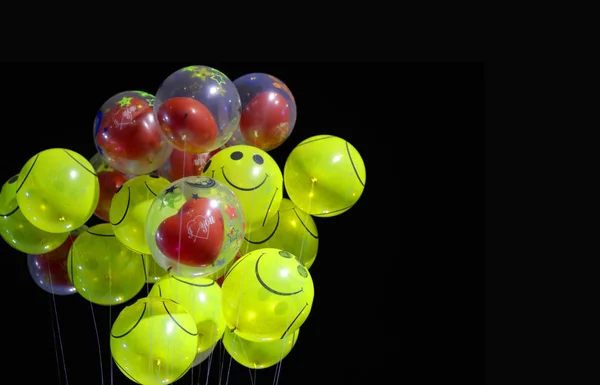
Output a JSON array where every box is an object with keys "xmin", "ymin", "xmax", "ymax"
[{"xmin": 0, "ymin": 65, "xmax": 366, "ymax": 385}]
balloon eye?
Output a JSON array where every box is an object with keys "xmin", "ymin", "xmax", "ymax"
[
  {"xmin": 253, "ymin": 154, "xmax": 264, "ymax": 165},
  {"xmin": 7, "ymin": 175, "xmax": 18, "ymax": 184},
  {"xmin": 297, "ymin": 265, "xmax": 308, "ymax": 278},
  {"xmin": 203, "ymin": 160, "xmax": 212, "ymax": 173},
  {"xmin": 278, "ymin": 250, "xmax": 292, "ymax": 258},
  {"xmin": 230, "ymin": 151, "xmax": 243, "ymax": 161}
]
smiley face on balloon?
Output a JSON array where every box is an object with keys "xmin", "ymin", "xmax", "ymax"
[{"xmin": 202, "ymin": 145, "xmax": 282, "ymax": 230}]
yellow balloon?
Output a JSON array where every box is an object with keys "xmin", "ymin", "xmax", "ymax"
[
  {"xmin": 202, "ymin": 145, "xmax": 283, "ymax": 230},
  {"xmin": 221, "ymin": 248, "xmax": 314, "ymax": 342},
  {"xmin": 283, "ymin": 135, "xmax": 366, "ymax": 217},
  {"xmin": 67, "ymin": 223, "xmax": 146, "ymax": 305},
  {"xmin": 223, "ymin": 327, "xmax": 299, "ymax": 369},
  {"xmin": 15, "ymin": 148, "xmax": 100, "ymax": 233},
  {"xmin": 0, "ymin": 174, "xmax": 68, "ymax": 254},
  {"xmin": 149, "ymin": 275, "xmax": 226, "ymax": 353},
  {"xmin": 110, "ymin": 174, "xmax": 170, "ymax": 254},
  {"xmin": 110, "ymin": 297, "xmax": 198, "ymax": 385},
  {"xmin": 241, "ymin": 198, "xmax": 318, "ymax": 269},
  {"xmin": 143, "ymin": 254, "xmax": 168, "ymax": 283}
]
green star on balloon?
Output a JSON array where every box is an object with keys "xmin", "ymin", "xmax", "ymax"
[{"xmin": 160, "ymin": 188, "xmax": 182, "ymax": 210}]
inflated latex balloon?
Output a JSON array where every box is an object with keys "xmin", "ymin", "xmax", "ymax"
[
  {"xmin": 15, "ymin": 148, "xmax": 99, "ymax": 233},
  {"xmin": 142, "ymin": 254, "xmax": 168, "ymax": 283},
  {"xmin": 110, "ymin": 174, "xmax": 171, "ymax": 254},
  {"xmin": 93, "ymin": 90, "xmax": 173, "ymax": 175},
  {"xmin": 149, "ymin": 275, "xmax": 226, "ymax": 353},
  {"xmin": 241, "ymin": 198, "xmax": 318, "ymax": 269},
  {"xmin": 221, "ymin": 248, "xmax": 314, "ymax": 342},
  {"xmin": 27, "ymin": 225, "xmax": 86, "ymax": 295},
  {"xmin": 0, "ymin": 174, "xmax": 68, "ymax": 254},
  {"xmin": 110, "ymin": 297, "xmax": 198, "ymax": 385},
  {"xmin": 145, "ymin": 176, "xmax": 244, "ymax": 278},
  {"xmin": 227, "ymin": 73, "xmax": 296, "ymax": 151},
  {"xmin": 90, "ymin": 152, "xmax": 131, "ymax": 222},
  {"xmin": 154, "ymin": 65, "xmax": 241, "ymax": 154},
  {"xmin": 67, "ymin": 223, "xmax": 146, "ymax": 305},
  {"xmin": 284, "ymin": 135, "xmax": 366, "ymax": 217},
  {"xmin": 202, "ymin": 145, "xmax": 282, "ymax": 231},
  {"xmin": 223, "ymin": 327, "xmax": 299, "ymax": 369}
]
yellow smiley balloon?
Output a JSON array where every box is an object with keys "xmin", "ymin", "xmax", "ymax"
[
  {"xmin": 110, "ymin": 174, "xmax": 170, "ymax": 254},
  {"xmin": 221, "ymin": 248, "xmax": 314, "ymax": 342},
  {"xmin": 15, "ymin": 148, "xmax": 100, "ymax": 233},
  {"xmin": 110, "ymin": 297, "xmax": 198, "ymax": 385},
  {"xmin": 283, "ymin": 135, "xmax": 366, "ymax": 217},
  {"xmin": 202, "ymin": 145, "xmax": 282, "ymax": 231}
]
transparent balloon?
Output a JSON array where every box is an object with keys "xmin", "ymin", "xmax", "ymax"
[
  {"xmin": 241, "ymin": 198, "xmax": 318, "ymax": 269},
  {"xmin": 201, "ymin": 145, "xmax": 282, "ymax": 231},
  {"xmin": 109, "ymin": 174, "xmax": 171, "ymax": 254},
  {"xmin": 110, "ymin": 297, "xmax": 197, "ymax": 385},
  {"xmin": 227, "ymin": 73, "xmax": 297, "ymax": 151},
  {"xmin": 223, "ymin": 327, "xmax": 299, "ymax": 369},
  {"xmin": 154, "ymin": 65, "xmax": 241, "ymax": 154},
  {"xmin": 67, "ymin": 223, "xmax": 146, "ymax": 305},
  {"xmin": 27, "ymin": 225, "xmax": 86, "ymax": 295},
  {"xmin": 283, "ymin": 135, "xmax": 366, "ymax": 217},
  {"xmin": 146, "ymin": 176, "xmax": 245, "ymax": 278},
  {"xmin": 93, "ymin": 90, "xmax": 173, "ymax": 175},
  {"xmin": 149, "ymin": 275, "xmax": 226, "ymax": 353},
  {"xmin": 0, "ymin": 174, "xmax": 68, "ymax": 254},
  {"xmin": 16, "ymin": 148, "xmax": 99, "ymax": 233},
  {"xmin": 221, "ymin": 248, "xmax": 314, "ymax": 342}
]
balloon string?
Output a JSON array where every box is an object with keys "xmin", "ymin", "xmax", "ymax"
[
  {"xmin": 202, "ymin": 343, "xmax": 216, "ymax": 385},
  {"xmin": 48, "ymin": 268, "xmax": 64, "ymax": 385},
  {"xmin": 224, "ymin": 354, "xmax": 233, "ymax": 385},
  {"xmin": 109, "ymin": 246, "xmax": 113, "ymax": 385},
  {"xmin": 89, "ymin": 301, "xmax": 105, "ymax": 385},
  {"xmin": 49, "ymin": 244, "xmax": 69, "ymax": 385}
]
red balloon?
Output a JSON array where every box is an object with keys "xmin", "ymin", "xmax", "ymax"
[
  {"xmin": 96, "ymin": 98, "xmax": 163, "ymax": 160},
  {"xmin": 155, "ymin": 197, "xmax": 224, "ymax": 267},
  {"xmin": 240, "ymin": 91, "xmax": 291, "ymax": 150},
  {"xmin": 156, "ymin": 97, "xmax": 218, "ymax": 153},
  {"xmin": 33, "ymin": 233, "xmax": 79, "ymax": 287},
  {"xmin": 165, "ymin": 147, "xmax": 222, "ymax": 181},
  {"xmin": 94, "ymin": 170, "xmax": 130, "ymax": 222},
  {"xmin": 215, "ymin": 252, "xmax": 241, "ymax": 286}
]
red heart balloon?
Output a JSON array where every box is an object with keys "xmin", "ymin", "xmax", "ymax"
[
  {"xmin": 155, "ymin": 197, "xmax": 224, "ymax": 267},
  {"xmin": 240, "ymin": 91, "xmax": 290, "ymax": 149},
  {"xmin": 156, "ymin": 97, "xmax": 218, "ymax": 153}
]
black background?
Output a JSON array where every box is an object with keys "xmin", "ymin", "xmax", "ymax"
[{"xmin": 1, "ymin": 62, "xmax": 483, "ymax": 385}]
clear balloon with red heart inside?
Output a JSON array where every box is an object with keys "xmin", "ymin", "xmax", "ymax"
[
  {"xmin": 225, "ymin": 73, "xmax": 296, "ymax": 151},
  {"xmin": 154, "ymin": 65, "xmax": 242, "ymax": 155},
  {"xmin": 145, "ymin": 175, "xmax": 245, "ymax": 278},
  {"xmin": 93, "ymin": 90, "xmax": 173, "ymax": 176}
]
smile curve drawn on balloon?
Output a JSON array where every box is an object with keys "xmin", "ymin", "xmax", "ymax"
[{"xmin": 220, "ymin": 167, "xmax": 269, "ymax": 191}]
